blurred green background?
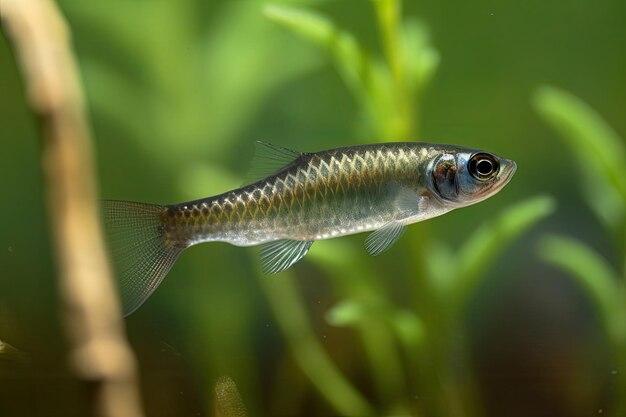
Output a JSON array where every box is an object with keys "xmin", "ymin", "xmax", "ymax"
[{"xmin": 1, "ymin": 1, "xmax": 626, "ymax": 416}]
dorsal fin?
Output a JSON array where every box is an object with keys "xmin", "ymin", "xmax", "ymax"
[{"xmin": 242, "ymin": 141, "xmax": 303, "ymax": 185}]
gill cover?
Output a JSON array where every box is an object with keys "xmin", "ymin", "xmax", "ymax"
[
  {"xmin": 431, "ymin": 153, "xmax": 458, "ymax": 201},
  {"xmin": 430, "ymin": 151, "xmax": 505, "ymax": 203}
]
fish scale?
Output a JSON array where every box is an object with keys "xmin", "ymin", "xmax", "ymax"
[
  {"xmin": 103, "ymin": 141, "xmax": 516, "ymax": 315},
  {"xmin": 166, "ymin": 144, "xmax": 421, "ymax": 246}
]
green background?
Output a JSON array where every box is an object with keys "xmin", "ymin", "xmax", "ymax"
[{"xmin": 1, "ymin": 1, "xmax": 625, "ymax": 416}]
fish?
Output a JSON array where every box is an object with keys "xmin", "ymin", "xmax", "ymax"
[{"xmin": 104, "ymin": 142, "xmax": 516, "ymax": 315}]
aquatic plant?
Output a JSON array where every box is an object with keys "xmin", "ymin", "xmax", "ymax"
[
  {"xmin": 258, "ymin": 1, "xmax": 554, "ymax": 415},
  {"xmin": 4, "ymin": 0, "xmax": 618, "ymax": 415},
  {"xmin": 534, "ymin": 86, "xmax": 626, "ymax": 417}
]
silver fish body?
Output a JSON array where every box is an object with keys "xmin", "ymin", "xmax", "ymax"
[{"xmin": 104, "ymin": 142, "xmax": 516, "ymax": 315}]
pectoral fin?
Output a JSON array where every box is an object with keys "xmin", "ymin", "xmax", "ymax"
[
  {"xmin": 387, "ymin": 182, "xmax": 429, "ymax": 216},
  {"xmin": 260, "ymin": 239, "xmax": 314, "ymax": 274},
  {"xmin": 364, "ymin": 184, "xmax": 428, "ymax": 256},
  {"xmin": 365, "ymin": 221, "xmax": 406, "ymax": 256}
]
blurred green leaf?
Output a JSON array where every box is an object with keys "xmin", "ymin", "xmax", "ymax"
[
  {"xmin": 311, "ymin": 239, "xmax": 409, "ymax": 409},
  {"xmin": 424, "ymin": 240, "xmax": 456, "ymax": 295},
  {"xmin": 76, "ymin": 1, "xmax": 322, "ymax": 166},
  {"xmin": 372, "ymin": 0, "xmax": 402, "ymax": 86},
  {"xmin": 326, "ymin": 299, "xmax": 367, "ymax": 327},
  {"xmin": 264, "ymin": 3, "xmax": 404, "ymax": 139},
  {"xmin": 534, "ymin": 86, "xmax": 626, "ymax": 229},
  {"xmin": 533, "ymin": 87, "xmax": 626, "ymax": 170},
  {"xmin": 391, "ymin": 309, "xmax": 425, "ymax": 347},
  {"xmin": 264, "ymin": 4, "xmax": 333, "ymax": 42},
  {"xmin": 580, "ymin": 172, "xmax": 625, "ymax": 233},
  {"xmin": 449, "ymin": 196, "xmax": 556, "ymax": 308},
  {"xmin": 402, "ymin": 18, "xmax": 440, "ymax": 95},
  {"xmin": 538, "ymin": 235, "xmax": 626, "ymax": 343},
  {"xmin": 326, "ymin": 301, "xmax": 425, "ymax": 347},
  {"xmin": 264, "ymin": 4, "xmax": 369, "ymax": 96},
  {"xmin": 325, "ymin": 297, "xmax": 420, "ymax": 411},
  {"xmin": 307, "ymin": 238, "xmax": 361, "ymax": 270},
  {"xmin": 265, "ymin": 2, "xmax": 439, "ymax": 142},
  {"xmin": 259, "ymin": 274, "xmax": 374, "ymax": 416}
]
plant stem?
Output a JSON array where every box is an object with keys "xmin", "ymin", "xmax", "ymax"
[
  {"xmin": 259, "ymin": 273, "xmax": 374, "ymax": 416},
  {"xmin": 340, "ymin": 273, "xmax": 408, "ymax": 412},
  {"xmin": 374, "ymin": 0, "xmax": 413, "ymax": 140},
  {"xmin": 310, "ymin": 243, "xmax": 410, "ymax": 412},
  {"xmin": 1, "ymin": 2, "xmax": 144, "ymax": 417}
]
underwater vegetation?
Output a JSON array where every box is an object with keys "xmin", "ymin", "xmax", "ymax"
[
  {"xmin": 1, "ymin": 0, "xmax": 625, "ymax": 416},
  {"xmin": 534, "ymin": 86, "xmax": 626, "ymax": 417},
  {"xmin": 256, "ymin": 3, "xmax": 553, "ymax": 415}
]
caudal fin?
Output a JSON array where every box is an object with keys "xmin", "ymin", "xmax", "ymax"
[{"xmin": 102, "ymin": 200, "xmax": 183, "ymax": 316}]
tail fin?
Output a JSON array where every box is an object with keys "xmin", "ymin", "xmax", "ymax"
[{"xmin": 102, "ymin": 200, "xmax": 183, "ymax": 316}]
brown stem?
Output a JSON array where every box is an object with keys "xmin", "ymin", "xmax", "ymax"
[{"xmin": 1, "ymin": 1, "xmax": 144, "ymax": 416}]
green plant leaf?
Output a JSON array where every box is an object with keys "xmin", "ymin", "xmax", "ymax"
[
  {"xmin": 260, "ymin": 275, "xmax": 374, "ymax": 416},
  {"xmin": 373, "ymin": 0, "xmax": 402, "ymax": 82},
  {"xmin": 391, "ymin": 309, "xmax": 425, "ymax": 347},
  {"xmin": 264, "ymin": 4, "xmax": 333, "ymax": 42},
  {"xmin": 264, "ymin": 4, "xmax": 399, "ymax": 139},
  {"xmin": 449, "ymin": 195, "xmax": 556, "ymax": 308},
  {"xmin": 533, "ymin": 86, "xmax": 626, "ymax": 172},
  {"xmin": 264, "ymin": 4, "xmax": 367, "ymax": 95},
  {"xmin": 533, "ymin": 86, "xmax": 626, "ymax": 229},
  {"xmin": 326, "ymin": 301, "xmax": 425, "ymax": 348},
  {"xmin": 402, "ymin": 18, "xmax": 439, "ymax": 95},
  {"xmin": 538, "ymin": 235, "xmax": 626, "ymax": 343},
  {"xmin": 326, "ymin": 299, "xmax": 366, "ymax": 327},
  {"xmin": 424, "ymin": 240, "xmax": 455, "ymax": 295}
]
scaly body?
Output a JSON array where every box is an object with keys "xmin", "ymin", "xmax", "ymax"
[
  {"xmin": 165, "ymin": 143, "xmax": 443, "ymax": 247},
  {"xmin": 104, "ymin": 142, "xmax": 516, "ymax": 315}
]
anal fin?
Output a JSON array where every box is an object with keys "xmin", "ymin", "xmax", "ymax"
[{"xmin": 260, "ymin": 239, "xmax": 314, "ymax": 274}]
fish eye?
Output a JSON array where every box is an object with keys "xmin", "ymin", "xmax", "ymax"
[{"xmin": 468, "ymin": 153, "xmax": 499, "ymax": 181}]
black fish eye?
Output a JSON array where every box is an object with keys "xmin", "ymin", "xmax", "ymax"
[{"xmin": 469, "ymin": 153, "xmax": 499, "ymax": 180}]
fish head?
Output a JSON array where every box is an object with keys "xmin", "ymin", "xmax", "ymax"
[{"xmin": 429, "ymin": 149, "xmax": 516, "ymax": 207}]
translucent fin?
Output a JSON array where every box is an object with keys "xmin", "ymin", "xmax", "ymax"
[
  {"xmin": 387, "ymin": 182, "xmax": 426, "ymax": 216},
  {"xmin": 242, "ymin": 141, "xmax": 303, "ymax": 185},
  {"xmin": 102, "ymin": 200, "xmax": 183, "ymax": 316},
  {"xmin": 260, "ymin": 239, "xmax": 313, "ymax": 274},
  {"xmin": 365, "ymin": 221, "xmax": 405, "ymax": 256}
]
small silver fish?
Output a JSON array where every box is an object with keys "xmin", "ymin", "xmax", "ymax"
[{"xmin": 104, "ymin": 142, "xmax": 516, "ymax": 315}]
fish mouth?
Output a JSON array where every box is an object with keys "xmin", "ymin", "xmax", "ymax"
[{"xmin": 501, "ymin": 159, "xmax": 517, "ymax": 184}]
